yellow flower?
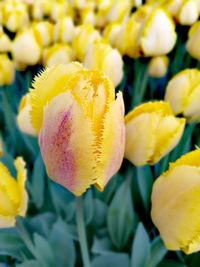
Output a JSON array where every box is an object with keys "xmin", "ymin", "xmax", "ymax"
[
  {"xmin": 42, "ymin": 43, "xmax": 74, "ymax": 67},
  {"xmin": 84, "ymin": 41, "xmax": 123, "ymax": 87},
  {"xmin": 177, "ymin": 0, "xmax": 199, "ymax": 25},
  {"xmin": 151, "ymin": 149, "xmax": 200, "ymax": 254},
  {"xmin": 73, "ymin": 24, "xmax": 101, "ymax": 61},
  {"xmin": 0, "ymin": 54, "xmax": 15, "ymax": 86},
  {"xmin": 125, "ymin": 101, "xmax": 185, "ymax": 166},
  {"xmin": 106, "ymin": 0, "xmax": 132, "ymax": 24},
  {"xmin": 12, "ymin": 29, "xmax": 41, "ymax": 67},
  {"xmin": 165, "ymin": 69, "xmax": 200, "ymax": 123},
  {"xmin": 54, "ymin": 17, "xmax": 75, "ymax": 44},
  {"xmin": 17, "ymin": 94, "xmax": 37, "ymax": 136},
  {"xmin": 148, "ymin": 56, "xmax": 169, "ymax": 78},
  {"xmin": 32, "ymin": 21, "xmax": 54, "ymax": 47},
  {"xmin": 186, "ymin": 21, "xmax": 200, "ymax": 60},
  {"xmin": 80, "ymin": 8, "xmax": 96, "ymax": 26},
  {"xmin": 31, "ymin": 0, "xmax": 53, "ymax": 20},
  {"xmin": 103, "ymin": 23, "xmax": 122, "ymax": 48},
  {"xmin": 0, "ymin": 157, "xmax": 28, "ymax": 228},
  {"xmin": 0, "ymin": 26, "xmax": 12, "ymax": 53},
  {"xmin": 27, "ymin": 62, "xmax": 125, "ymax": 196},
  {"xmin": 50, "ymin": 0, "xmax": 73, "ymax": 22}
]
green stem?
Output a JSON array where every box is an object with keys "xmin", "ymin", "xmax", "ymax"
[{"xmin": 76, "ymin": 196, "xmax": 91, "ymax": 267}]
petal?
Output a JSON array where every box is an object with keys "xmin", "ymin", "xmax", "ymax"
[
  {"xmin": 39, "ymin": 92, "xmax": 96, "ymax": 196},
  {"xmin": 0, "ymin": 215, "xmax": 15, "ymax": 228},
  {"xmin": 95, "ymin": 92, "xmax": 125, "ymax": 190},
  {"xmin": 151, "ymin": 165, "xmax": 200, "ymax": 254}
]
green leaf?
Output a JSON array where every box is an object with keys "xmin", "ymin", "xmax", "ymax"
[
  {"xmin": 131, "ymin": 223, "xmax": 150, "ymax": 267},
  {"xmin": 92, "ymin": 237, "xmax": 113, "ymax": 255},
  {"xmin": 107, "ymin": 176, "xmax": 135, "ymax": 249},
  {"xmin": 49, "ymin": 218, "xmax": 76, "ymax": 267},
  {"xmin": 136, "ymin": 166, "xmax": 153, "ymax": 211},
  {"xmin": 92, "ymin": 199, "xmax": 107, "ymax": 229},
  {"xmin": 33, "ymin": 233, "xmax": 55, "ymax": 267},
  {"xmin": 84, "ymin": 189, "xmax": 94, "ymax": 225},
  {"xmin": 92, "ymin": 253, "xmax": 130, "ymax": 267},
  {"xmin": 148, "ymin": 237, "xmax": 167, "ymax": 267},
  {"xmin": 30, "ymin": 154, "xmax": 45, "ymax": 209},
  {"xmin": 16, "ymin": 260, "xmax": 39, "ymax": 267},
  {"xmin": 157, "ymin": 259, "xmax": 187, "ymax": 267}
]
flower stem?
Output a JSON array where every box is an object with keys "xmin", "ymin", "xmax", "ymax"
[{"xmin": 76, "ymin": 196, "xmax": 91, "ymax": 267}]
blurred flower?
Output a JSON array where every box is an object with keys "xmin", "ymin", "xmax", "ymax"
[
  {"xmin": 0, "ymin": 157, "xmax": 28, "ymax": 228},
  {"xmin": 148, "ymin": 56, "xmax": 169, "ymax": 78},
  {"xmin": 31, "ymin": 0, "xmax": 53, "ymax": 20},
  {"xmin": 0, "ymin": 54, "xmax": 15, "ymax": 86},
  {"xmin": 165, "ymin": 69, "xmax": 200, "ymax": 123},
  {"xmin": 17, "ymin": 94, "xmax": 37, "ymax": 136},
  {"xmin": 73, "ymin": 24, "xmax": 101, "ymax": 61},
  {"xmin": 42, "ymin": 43, "xmax": 74, "ymax": 67},
  {"xmin": 103, "ymin": 23, "xmax": 122, "ymax": 48},
  {"xmin": 0, "ymin": 26, "xmax": 12, "ymax": 53},
  {"xmin": 32, "ymin": 21, "xmax": 54, "ymax": 47},
  {"xmin": 106, "ymin": 0, "xmax": 132, "ymax": 24},
  {"xmin": 12, "ymin": 29, "xmax": 41, "ymax": 67},
  {"xmin": 54, "ymin": 17, "xmax": 75, "ymax": 43},
  {"xmin": 80, "ymin": 8, "xmax": 96, "ymax": 26},
  {"xmin": 186, "ymin": 21, "xmax": 200, "ymax": 60},
  {"xmin": 177, "ymin": 0, "xmax": 199, "ymax": 25},
  {"xmin": 28, "ymin": 63, "xmax": 125, "ymax": 196},
  {"xmin": 3, "ymin": 1, "xmax": 29, "ymax": 32},
  {"xmin": 125, "ymin": 101, "xmax": 185, "ymax": 166},
  {"xmin": 50, "ymin": 0, "xmax": 73, "ymax": 22},
  {"xmin": 84, "ymin": 41, "xmax": 123, "ymax": 86},
  {"xmin": 151, "ymin": 149, "xmax": 200, "ymax": 254}
]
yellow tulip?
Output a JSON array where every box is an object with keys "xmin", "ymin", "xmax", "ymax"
[
  {"xmin": 148, "ymin": 56, "xmax": 169, "ymax": 78},
  {"xmin": 26, "ymin": 62, "xmax": 125, "ymax": 196},
  {"xmin": 32, "ymin": 21, "xmax": 54, "ymax": 47},
  {"xmin": 17, "ymin": 94, "xmax": 37, "ymax": 136},
  {"xmin": 54, "ymin": 17, "xmax": 75, "ymax": 44},
  {"xmin": 125, "ymin": 101, "xmax": 185, "ymax": 166},
  {"xmin": 84, "ymin": 41, "xmax": 123, "ymax": 87},
  {"xmin": 42, "ymin": 43, "xmax": 74, "ymax": 67},
  {"xmin": 103, "ymin": 23, "xmax": 122, "ymax": 48},
  {"xmin": 177, "ymin": 0, "xmax": 199, "ymax": 25},
  {"xmin": 0, "ymin": 157, "xmax": 28, "ymax": 228},
  {"xmin": 80, "ymin": 8, "xmax": 96, "ymax": 26},
  {"xmin": 186, "ymin": 21, "xmax": 200, "ymax": 60},
  {"xmin": 151, "ymin": 149, "xmax": 200, "ymax": 254},
  {"xmin": 12, "ymin": 29, "xmax": 41, "ymax": 66},
  {"xmin": 0, "ymin": 54, "xmax": 15, "ymax": 86},
  {"xmin": 0, "ymin": 26, "xmax": 12, "ymax": 53},
  {"xmin": 73, "ymin": 24, "xmax": 101, "ymax": 61},
  {"xmin": 165, "ymin": 69, "xmax": 200, "ymax": 122},
  {"xmin": 50, "ymin": 0, "xmax": 73, "ymax": 22}
]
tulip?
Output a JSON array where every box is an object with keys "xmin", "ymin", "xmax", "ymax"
[
  {"xmin": 73, "ymin": 24, "xmax": 101, "ymax": 61},
  {"xmin": 0, "ymin": 27, "xmax": 12, "ymax": 53},
  {"xmin": 42, "ymin": 43, "xmax": 74, "ymax": 67},
  {"xmin": 0, "ymin": 54, "xmax": 15, "ymax": 86},
  {"xmin": 32, "ymin": 21, "xmax": 54, "ymax": 47},
  {"xmin": 17, "ymin": 94, "xmax": 37, "ymax": 136},
  {"xmin": 103, "ymin": 23, "xmax": 122, "ymax": 48},
  {"xmin": 26, "ymin": 63, "xmax": 125, "ymax": 196},
  {"xmin": 80, "ymin": 8, "xmax": 96, "ymax": 26},
  {"xmin": 177, "ymin": 0, "xmax": 199, "ymax": 25},
  {"xmin": 50, "ymin": 0, "xmax": 73, "ymax": 22},
  {"xmin": 165, "ymin": 69, "xmax": 200, "ymax": 123},
  {"xmin": 148, "ymin": 56, "xmax": 169, "ymax": 78},
  {"xmin": 12, "ymin": 29, "xmax": 41, "ymax": 67},
  {"xmin": 151, "ymin": 149, "xmax": 200, "ymax": 254},
  {"xmin": 54, "ymin": 17, "xmax": 75, "ymax": 44},
  {"xmin": 106, "ymin": 0, "xmax": 132, "ymax": 24},
  {"xmin": 0, "ymin": 157, "xmax": 28, "ymax": 228},
  {"xmin": 84, "ymin": 41, "xmax": 123, "ymax": 87},
  {"xmin": 125, "ymin": 101, "xmax": 185, "ymax": 166},
  {"xmin": 186, "ymin": 21, "xmax": 200, "ymax": 60}
]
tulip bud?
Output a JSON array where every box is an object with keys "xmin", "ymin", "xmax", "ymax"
[
  {"xmin": 106, "ymin": 0, "xmax": 132, "ymax": 24},
  {"xmin": 0, "ymin": 157, "xmax": 28, "ymax": 228},
  {"xmin": 42, "ymin": 43, "xmax": 74, "ymax": 67},
  {"xmin": 54, "ymin": 17, "xmax": 75, "ymax": 43},
  {"xmin": 80, "ymin": 8, "xmax": 96, "ymax": 26},
  {"xmin": 148, "ymin": 56, "xmax": 169, "ymax": 78},
  {"xmin": 73, "ymin": 24, "xmax": 101, "ymax": 61},
  {"xmin": 12, "ymin": 29, "xmax": 41, "ymax": 66},
  {"xmin": 0, "ymin": 54, "xmax": 15, "ymax": 86},
  {"xmin": 103, "ymin": 23, "xmax": 122, "ymax": 48},
  {"xmin": 151, "ymin": 149, "xmax": 200, "ymax": 254},
  {"xmin": 27, "ymin": 63, "xmax": 125, "ymax": 195},
  {"xmin": 50, "ymin": 1, "xmax": 73, "ymax": 22},
  {"xmin": 165, "ymin": 69, "xmax": 200, "ymax": 123},
  {"xmin": 84, "ymin": 41, "xmax": 123, "ymax": 87},
  {"xmin": 125, "ymin": 101, "xmax": 185, "ymax": 166},
  {"xmin": 17, "ymin": 94, "xmax": 37, "ymax": 136},
  {"xmin": 186, "ymin": 21, "xmax": 200, "ymax": 60},
  {"xmin": 177, "ymin": 0, "xmax": 199, "ymax": 25},
  {"xmin": 32, "ymin": 21, "xmax": 54, "ymax": 47}
]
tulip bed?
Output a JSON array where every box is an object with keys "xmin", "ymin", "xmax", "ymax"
[{"xmin": 1, "ymin": 1, "xmax": 200, "ymax": 267}]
